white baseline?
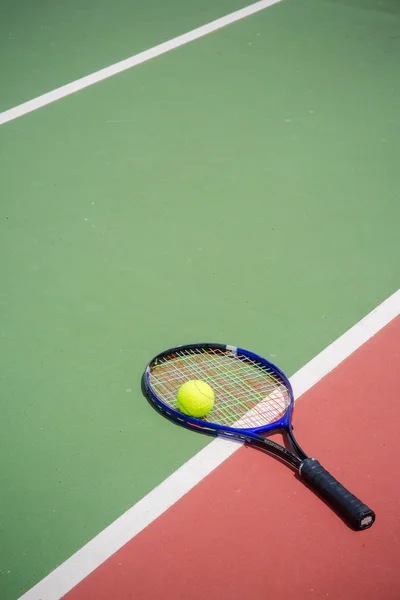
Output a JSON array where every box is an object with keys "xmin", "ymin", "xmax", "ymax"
[{"xmin": 0, "ymin": 0, "xmax": 282, "ymax": 126}]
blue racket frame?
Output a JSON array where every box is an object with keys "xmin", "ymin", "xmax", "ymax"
[{"xmin": 144, "ymin": 342, "xmax": 295, "ymax": 437}]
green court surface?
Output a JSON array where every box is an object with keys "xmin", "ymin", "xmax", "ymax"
[{"xmin": 0, "ymin": 1, "xmax": 399, "ymax": 599}]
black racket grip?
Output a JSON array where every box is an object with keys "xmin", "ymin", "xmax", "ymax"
[{"xmin": 299, "ymin": 458, "xmax": 375, "ymax": 530}]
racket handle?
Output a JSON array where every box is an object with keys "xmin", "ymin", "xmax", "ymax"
[{"xmin": 299, "ymin": 458, "xmax": 375, "ymax": 530}]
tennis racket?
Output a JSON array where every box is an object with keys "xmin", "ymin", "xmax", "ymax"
[{"xmin": 143, "ymin": 342, "xmax": 375, "ymax": 530}]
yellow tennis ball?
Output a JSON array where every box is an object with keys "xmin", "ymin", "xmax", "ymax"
[{"xmin": 177, "ymin": 380, "xmax": 215, "ymax": 418}]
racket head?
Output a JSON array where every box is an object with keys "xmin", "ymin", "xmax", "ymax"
[{"xmin": 144, "ymin": 343, "xmax": 294, "ymax": 436}]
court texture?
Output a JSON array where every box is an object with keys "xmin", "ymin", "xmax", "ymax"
[{"xmin": 1, "ymin": 0, "xmax": 399, "ymax": 599}]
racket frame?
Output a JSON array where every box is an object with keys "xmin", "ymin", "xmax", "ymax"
[{"xmin": 144, "ymin": 342, "xmax": 294, "ymax": 436}]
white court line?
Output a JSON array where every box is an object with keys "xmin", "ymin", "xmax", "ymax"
[
  {"xmin": 0, "ymin": 0, "xmax": 282, "ymax": 127},
  {"xmin": 18, "ymin": 289, "xmax": 400, "ymax": 600}
]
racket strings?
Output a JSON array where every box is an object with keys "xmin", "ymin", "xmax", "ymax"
[{"xmin": 150, "ymin": 348, "xmax": 291, "ymax": 428}]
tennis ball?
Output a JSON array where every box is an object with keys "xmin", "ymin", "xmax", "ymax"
[{"xmin": 177, "ymin": 380, "xmax": 214, "ymax": 418}]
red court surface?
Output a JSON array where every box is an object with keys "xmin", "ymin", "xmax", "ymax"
[{"xmin": 65, "ymin": 317, "xmax": 400, "ymax": 600}]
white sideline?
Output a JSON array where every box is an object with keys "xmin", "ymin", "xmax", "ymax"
[{"xmin": 18, "ymin": 289, "xmax": 400, "ymax": 600}]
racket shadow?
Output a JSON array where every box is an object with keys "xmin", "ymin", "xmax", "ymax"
[{"xmin": 245, "ymin": 433, "xmax": 366, "ymax": 529}]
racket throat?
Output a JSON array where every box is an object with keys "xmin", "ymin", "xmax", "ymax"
[{"xmin": 287, "ymin": 428, "xmax": 308, "ymax": 461}]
